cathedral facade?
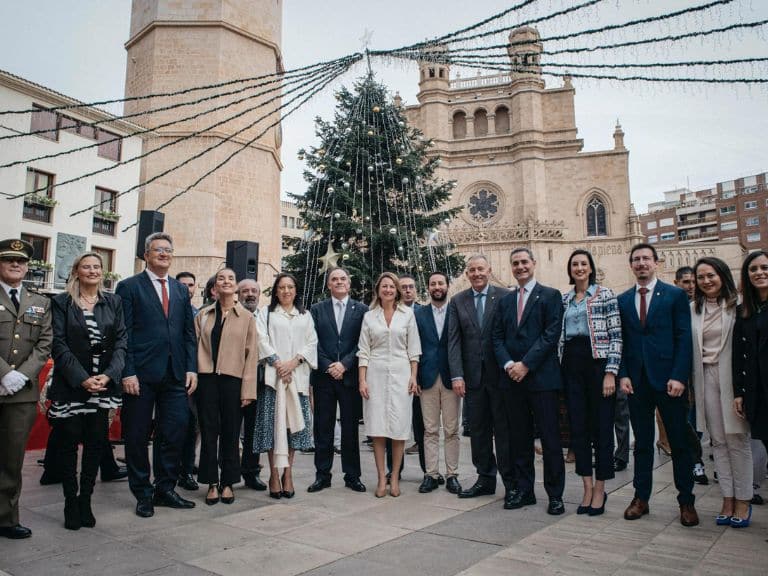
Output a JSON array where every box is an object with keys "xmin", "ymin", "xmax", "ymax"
[{"xmin": 404, "ymin": 27, "xmax": 642, "ymax": 293}]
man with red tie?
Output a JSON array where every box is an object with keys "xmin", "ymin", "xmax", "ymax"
[
  {"xmin": 617, "ymin": 243, "xmax": 698, "ymax": 527},
  {"xmin": 116, "ymin": 233, "xmax": 197, "ymax": 518}
]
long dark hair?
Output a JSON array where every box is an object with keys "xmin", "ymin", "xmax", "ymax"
[
  {"xmin": 566, "ymin": 249, "xmax": 597, "ymax": 286},
  {"xmin": 268, "ymin": 272, "xmax": 306, "ymax": 314},
  {"xmin": 693, "ymin": 257, "xmax": 737, "ymax": 314},
  {"xmin": 740, "ymin": 249, "xmax": 768, "ymax": 318}
]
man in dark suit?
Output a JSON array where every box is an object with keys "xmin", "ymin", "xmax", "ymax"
[
  {"xmin": 116, "ymin": 232, "xmax": 198, "ymax": 518},
  {"xmin": 492, "ymin": 248, "xmax": 565, "ymax": 515},
  {"xmin": 447, "ymin": 254, "xmax": 510, "ymax": 498},
  {"xmin": 308, "ymin": 267, "xmax": 368, "ymax": 493},
  {"xmin": 0, "ymin": 238, "xmax": 52, "ymax": 539},
  {"xmin": 415, "ymin": 272, "xmax": 461, "ymax": 494},
  {"xmin": 618, "ymin": 243, "xmax": 698, "ymax": 527}
]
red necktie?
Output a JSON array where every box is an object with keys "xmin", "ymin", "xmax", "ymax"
[
  {"xmin": 159, "ymin": 278, "xmax": 169, "ymax": 317},
  {"xmin": 638, "ymin": 287, "xmax": 648, "ymax": 328},
  {"xmin": 517, "ymin": 287, "xmax": 525, "ymax": 324}
]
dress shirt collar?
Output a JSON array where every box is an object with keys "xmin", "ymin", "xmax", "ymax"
[
  {"xmin": 431, "ymin": 302, "xmax": 447, "ymax": 314},
  {"xmin": 0, "ymin": 280, "xmax": 22, "ymax": 299},
  {"xmin": 635, "ymin": 277, "xmax": 657, "ymax": 293},
  {"xmin": 145, "ymin": 268, "xmax": 168, "ymax": 283},
  {"xmin": 472, "ymin": 285, "xmax": 489, "ymax": 298},
  {"xmin": 332, "ymin": 296, "xmax": 349, "ymax": 307},
  {"xmin": 276, "ymin": 304, "xmax": 300, "ymax": 317},
  {"xmin": 518, "ymin": 278, "xmax": 537, "ymax": 293}
]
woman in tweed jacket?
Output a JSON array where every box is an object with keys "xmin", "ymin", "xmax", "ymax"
[{"xmin": 559, "ymin": 249, "xmax": 622, "ymax": 516}]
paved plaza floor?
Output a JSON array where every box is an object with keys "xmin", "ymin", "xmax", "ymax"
[{"xmin": 2, "ymin": 435, "xmax": 767, "ymax": 576}]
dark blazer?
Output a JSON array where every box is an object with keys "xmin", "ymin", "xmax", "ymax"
[
  {"xmin": 49, "ymin": 292, "xmax": 127, "ymax": 402},
  {"xmin": 447, "ymin": 284, "xmax": 510, "ymax": 390},
  {"xmin": 732, "ymin": 305, "xmax": 768, "ymax": 425},
  {"xmin": 310, "ymin": 297, "xmax": 368, "ymax": 387},
  {"xmin": 415, "ymin": 304, "xmax": 451, "ymax": 390},
  {"xmin": 617, "ymin": 280, "xmax": 692, "ymax": 391},
  {"xmin": 492, "ymin": 282, "xmax": 563, "ymax": 392},
  {"xmin": 116, "ymin": 271, "xmax": 196, "ymax": 383}
]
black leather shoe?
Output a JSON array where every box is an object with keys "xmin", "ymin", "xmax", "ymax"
[
  {"xmin": 614, "ymin": 458, "xmax": 628, "ymax": 472},
  {"xmin": 547, "ymin": 497, "xmax": 566, "ymax": 515},
  {"xmin": 307, "ymin": 478, "xmax": 331, "ymax": 493},
  {"xmin": 504, "ymin": 489, "xmax": 536, "ymax": 510},
  {"xmin": 437, "ymin": 473, "xmax": 445, "ymax": 485},
  {"xmin": 418, "ymin": 475, "xmax": 439, "ymax": 493},
  {"xmin": 0, "ymin": 524, "xmax": 32, "ymax": 539},
  {"xmin": 135, "ymin": 499, "xmax": 154, "ymax": 518},
  {"xmin": 344, "ymin": 478, "xmax": 366, "ymax": 492},
  {"xmin": 458, "ymin": 480, "xmax": 495, "ymax": 499},
  {"xmin": 243, "ymin": 475, "xmax": 267, "ymax": 491},
  {"xmin": 39, "ymin": 471, "xmax": 62, "ymax": 485},
  {"xmin": 153, "ymin": 489, "xmax": 196, "ymax": 509},
  {"xmin": 177, "ymin": 473, "xmax": 199, "ymax": 491},
  {"xmin": 445, "ymin": 476, "xmax": 462, "ymax": 494},
  {"xmin": 101, "ymin": 466, "xmax": 129, "ymax": 482}
]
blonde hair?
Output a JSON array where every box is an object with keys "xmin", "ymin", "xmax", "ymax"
[
  {"xmin": 369, "ymin": 271, "xmax": 402, "ymax": 309},
  {"xmin": 66, "ymin": 252, "xmax": 105, "ymax": 305}
]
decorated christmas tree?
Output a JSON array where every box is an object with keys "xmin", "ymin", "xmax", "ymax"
[{"xmin": 284, "ymin": 74, "xmax": 464, "ymax": 306}]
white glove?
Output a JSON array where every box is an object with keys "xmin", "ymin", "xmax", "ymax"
[
  {"xmin": 0, "ymin": 383, "xmax": 10, "ymax": 396},
  {"xmin": 1, "ymin": 370, "xmax": 28, "ymax": 394}
]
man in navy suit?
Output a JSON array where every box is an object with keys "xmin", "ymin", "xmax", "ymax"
[
  {"xmin": 618, "ymin": 243, "xmax": 698, "ymax": 527},
  {"xmin": 308, "ymin": 267, "xmax": 368, "ymax": 493},
  {"xmin": 415, "ymin": 272, "xmax": 462, "ymax": 494},
  {"xmin": 447, "ymin": 255, "xmax": 510, "ymax": 498},
  {"xmin": 492, "ymin": 248, "xmax": 565, "ymax": 515},
  {"xmin": 117, "ymin": 232, "xmax": 198, "ymax": 518}
]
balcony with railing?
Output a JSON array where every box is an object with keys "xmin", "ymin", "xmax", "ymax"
[
  {"xmin": 676, "ymin": 215, "xmax": 717, "ymax": 229},
  {"xmin": 449, "ymin": 73, "xmax": 512, "ymax": 91},
  {"xmin": 678, "ymin": 230, "xmax": 719, "ymax": 243}
]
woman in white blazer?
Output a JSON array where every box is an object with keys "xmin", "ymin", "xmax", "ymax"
[{"xmin": 690, "ymin": 257, "xmax": 752, "ymax": 528}]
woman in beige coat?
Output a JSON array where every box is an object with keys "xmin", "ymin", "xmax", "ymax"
[
  {"xmin": 690, "ymin": 257, "xmax": 752, "ymax": 526},
  {"xmin": 195, "ymin": 268, "xmax": 258, "ymax": 505}
]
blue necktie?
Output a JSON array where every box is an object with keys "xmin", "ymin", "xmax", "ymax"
[{"xmin": 475, "ymin": 292, "xmax": 485, "ymax": 327}]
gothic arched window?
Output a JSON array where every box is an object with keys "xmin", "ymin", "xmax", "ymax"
[
  {"xmin": 586, "ymin": 196, "xmax": 607, "ymax": 236},
  {"xmin": 474, "ymin": 109, "xmax": 488, "ymax": 137},
  {"xmin": 495, "ymin": 105, "xmax": 510, "ymax": 133}
]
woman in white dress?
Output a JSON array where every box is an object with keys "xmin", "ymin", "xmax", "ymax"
[{"xmin": 358, "ymin": 272, "xmax": 421, "ymax": 497}]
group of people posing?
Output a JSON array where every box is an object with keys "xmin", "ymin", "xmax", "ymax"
[{"xmin": 1, "ymin": 232, "xmax": 767, "ymax": 539}]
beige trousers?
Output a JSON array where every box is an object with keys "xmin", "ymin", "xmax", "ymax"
[
  {"xmin": 420, "ymin": 376, "xmax": 460, "ymax": 478},
  {"xmin": 703, "ymin": 364, "xmax": 753, "ymax": 500}
]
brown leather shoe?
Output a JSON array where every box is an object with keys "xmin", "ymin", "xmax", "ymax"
[
  {"xmin": 624, "ymin": 497, "xmax": 649, "ymax": 520},
  {"xmin": 680, "ymin": 503, "xmax": 699, "ymax": 527}
]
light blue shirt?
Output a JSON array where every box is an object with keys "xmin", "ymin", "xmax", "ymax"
[{"xmin": 564, "ymin": 284, "xmax": 596, "ymax": 340}]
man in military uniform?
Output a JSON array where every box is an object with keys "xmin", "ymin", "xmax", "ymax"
[{"xmin": 0, "ymin": 238, "xmax": 52, "ymax": 539}]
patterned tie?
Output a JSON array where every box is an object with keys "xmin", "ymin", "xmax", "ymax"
[
  {"xmin": 158, "ymin": 278, "xmax": 169, "ymax": 317},
  {"xmin": 638, "ymin": 287, "xmax": 648, "ymax": 328},
  {"xmin": 475, "ymin": 292, "xmax": 485, "ymax": 328},
  {"xmin": 517, "ymin": 286, "xmax": 525, "ymax": 324},
  {"xmin": 9, "ymin": 288, "xmax": 19, "ymax": 313}
]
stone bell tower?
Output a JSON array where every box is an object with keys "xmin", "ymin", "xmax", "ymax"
[{"xmin": 124, "ymin": 0, "xmax": 283, "ymax": 286}]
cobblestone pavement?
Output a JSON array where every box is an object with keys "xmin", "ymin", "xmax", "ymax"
[{"xmin": 1, "ymin": 434, "xmax": 767, "ymax": 575}]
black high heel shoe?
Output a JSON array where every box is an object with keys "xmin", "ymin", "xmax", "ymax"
[
  {"xmin": 269, "ymin": 476, "xmax": 282, "ymax": 499},
  {"xmin": 205, "ymin": 484, "xmax": 219, "ymax": 506},
  {"xmin": 280, "ymin": 471, "xmax": 295, "ymax": 499},
  {"xmin": 588, "ymin": 492, "xmax": 607, "ymax": 516},
  {"xmin": 220, "ymin": 485, "xmax": 235, "ymax": 504}
]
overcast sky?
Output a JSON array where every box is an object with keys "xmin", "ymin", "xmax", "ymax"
[{"xmin": 0, "ymin": 0, "xmax": 766, "ymax": 212}]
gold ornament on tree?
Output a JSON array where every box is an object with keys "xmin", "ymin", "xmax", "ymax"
[{"xmin": 317, "ymin": 243, "xmax": 341, "ymax": 274}]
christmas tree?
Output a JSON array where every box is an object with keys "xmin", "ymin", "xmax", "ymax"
[{"xmin": 284, "ymin": 74, "xmax": 464, "ymax": 306}]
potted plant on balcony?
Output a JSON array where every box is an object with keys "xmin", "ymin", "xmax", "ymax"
[
  {"xmin": 94, "ymin": 209, "xmax": 120, "ymax": 221},
  {"xmin": 103, "ymin": 270, "xmax": 121, "ymax": 290},
  {"xmin": 25, "ymin": 194, "xmax": 58, "ymax": 208},
  {"xmin": 28, "ymin": 259, "xmax": 53, "ymax": 271}
]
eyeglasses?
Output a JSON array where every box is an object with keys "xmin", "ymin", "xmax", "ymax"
[{"xmin": 148, "ymin": 247, "xmax": 174, "ymax": 255}]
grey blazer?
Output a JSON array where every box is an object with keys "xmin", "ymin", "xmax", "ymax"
[{"xmin": 447, "ymin": 284, "xmax": 510, "ymax": 390}]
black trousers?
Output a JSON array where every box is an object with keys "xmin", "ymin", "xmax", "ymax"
[
  {"xmin": 44, "ymin": 420, "xmax": 122, "ymax": 479},
  {"xmin": 122, "ymin": 370, "xmax": 189, "ymax": 500},
  {"xmin": 490, "ymin": 382, "xmax": 520, "ymax": 491},
  {"xmin": 313, "ymin": 377, "xmax": 362, "ymax": 482},
  {"xmin": 465, "ymin": 379, "xmax": 498, "ymax": 486},
  {"xmin": 52, "ymin": 409, "xmax": 109, "ymax": 499},
  {"xmin": 180, "ymin": 394, "xmax": 198, "ymax": 476},
  {"xmin": 508, "ymin": 384, "xmax": 565, "ymax": 499},
  {"xmin": 628, "ymin": 373, "xmax": 695, "ymax": 505},
  {"xmin": 562, "ymin": 337, "xmax": 615, "ymax": 481},
  {"xmin": 196, "ymin": 374, "xmax": 243, "ymax": 486}
]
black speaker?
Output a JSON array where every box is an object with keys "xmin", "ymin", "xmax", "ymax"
[
  {"xmin": 136, "ymin": 210, "xmax": 165, "ymax": 260},
  {"xmin": 226, "ymin": 240, "xmax": 259, "ymax": 281}
]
